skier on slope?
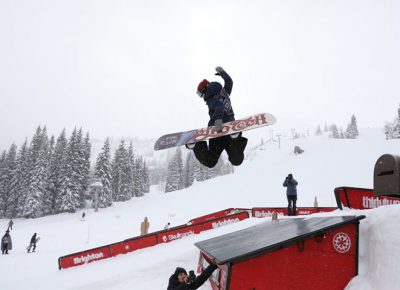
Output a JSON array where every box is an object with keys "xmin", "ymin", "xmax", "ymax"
[{"xmin": 186, "ymin": 66, "xmax": 248, "ymax": 168}]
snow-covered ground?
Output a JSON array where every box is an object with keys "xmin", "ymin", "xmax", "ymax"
[{"xmin": 0, "ymin": 128, "xmax": 399, "ymax": 290}]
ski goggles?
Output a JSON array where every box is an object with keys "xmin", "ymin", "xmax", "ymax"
[{"xmin": 196, "ymin": 88, "xmax": 206, "ymax": 98}]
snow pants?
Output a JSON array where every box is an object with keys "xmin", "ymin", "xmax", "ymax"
[
  {"xmin": 287, "ymin": 195, "xmax": 297, "ymax": 216},
  {"xmin": 193, "ymin": 135, "xmax": 248, "ymax": 168}
]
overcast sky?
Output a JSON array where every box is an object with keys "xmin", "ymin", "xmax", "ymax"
[{"xmin": 0, "ymin": 0, "xmax": 399, "ymax": 150}]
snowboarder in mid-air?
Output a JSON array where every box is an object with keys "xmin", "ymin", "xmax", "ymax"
[{"xmin": 186, "ymin": 66, "xmax": 248, "ymax": 168}]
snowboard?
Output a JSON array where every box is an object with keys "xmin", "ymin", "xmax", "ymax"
[{"xmin": 154, "ymin": 112, "xmax": 276, "ymax": 151}]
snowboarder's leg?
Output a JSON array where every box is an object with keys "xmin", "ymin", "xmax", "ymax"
[
  {"xmin": 33, "ymin": 244, "xmax": 36, "ymax": 252},
  {"xmin": 225, "ymin": 136, "xmax": 248, "ymax": 166},
  {"xmin": 193, "ymin": 138, "xmax": 225, "ymax": 168}
]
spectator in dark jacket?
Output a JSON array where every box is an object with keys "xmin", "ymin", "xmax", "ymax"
[
  {"xmin": 283, "ymin": 173, "xmax": 298, "ymax": 216},
  {"xmin": 167, "ymin": 264, "xmax": 218, "ymax": 290},
  {"xmin": 1, "ymin": 230, "xmax": 12, "ymax": 254},
  {"xmin": 186, "ymin": 66, "xmax": 247, "ymax": 168}
]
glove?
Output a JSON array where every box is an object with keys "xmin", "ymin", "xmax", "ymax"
[
  {"xmin": 215, "ymin": 66, "xmax": 224, "ymax": 75},
  {"xmin": 214, "ymin": 119, "xmax": 223, "ymax": 132}
]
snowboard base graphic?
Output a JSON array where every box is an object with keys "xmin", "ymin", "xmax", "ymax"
[{"xmin": 154, "ymin": 112, "xmax": 276, "ymax": 151}]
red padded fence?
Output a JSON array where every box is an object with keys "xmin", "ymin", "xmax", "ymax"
[
  {"xmin": 252, "ymin": 207, "xmax": 337, "ymax": 218},
  {"xmin": 58, "ymin": 211, "xmax": 250, "ymax": 270},
  {"xmin": 335, "ymin": 187, "xmax": 400, "ymax": 210}
]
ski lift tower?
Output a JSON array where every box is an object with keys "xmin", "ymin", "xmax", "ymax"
[{"xmin": 90, "ymin": 179, "xmax": 103, "ymax": 212}]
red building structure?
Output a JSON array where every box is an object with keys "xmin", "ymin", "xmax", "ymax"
[{"xmin": 195, "ymin": 216, "xmax": 365, "ymax": 290}]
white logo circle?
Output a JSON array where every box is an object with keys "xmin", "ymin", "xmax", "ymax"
[
  {"xmin": 333, "ymin": 232, "xmax": 351, "ymax": 253},
  {"xmin": 162, "ymin": 236, "xmax": 168, "ymax": 242}
]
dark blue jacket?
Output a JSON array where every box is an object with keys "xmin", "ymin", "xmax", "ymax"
[
  {"xmin": 203, "ymin": 70, "xmax": 235, "ymax": 127},
  {"xmin": 283, "ymin": 178, "xmax": 298, "ymax": 196}
]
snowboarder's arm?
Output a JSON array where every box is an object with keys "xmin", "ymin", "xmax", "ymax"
[
  {"xmin": 292, "ymin": 179, "xmax": 298, "ymax": 186},
  {"xmin": 215, "ymin": 67, "xmax": 233, "ymax": 95}
]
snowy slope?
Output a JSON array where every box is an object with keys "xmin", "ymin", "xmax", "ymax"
[{"xmin": 0, "ymin": 128, "xmax": 399, "ymax": 290}]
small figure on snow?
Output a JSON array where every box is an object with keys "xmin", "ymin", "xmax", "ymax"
[
  {"xmin": 140, "ymin": 217, "xmax": 150, "ymax": 236},
  {"xmin": 82, "ymin": 212, "xmax": 86, "ymax": 221},
  {"xmin": 167, "ymin": 264, "xmax": 217, "ymax": 290},
  {"xmin": 164, "ymin": 222, "xmax": 171, "ymax": 231},
  {"xmin": 7, "ymin": 219, "xmax": 13, "ymax": 231},
  {"xmin": 1, "ymin": 230, "xmax": 12, "ymax": 255},
  {"xmin": 283, "ymin": 174, "xmax": 298, "ymax": 216},
  {"xmin": 27, "ymin": 233, "xmax": 39, "ymax": 253},
  {"xmin": 186, "ymin": 66, "xmax": 248, "ymax": 168}
]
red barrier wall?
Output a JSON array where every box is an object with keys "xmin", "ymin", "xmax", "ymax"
[
  {"xmin": 58, "ymin": 212, "xmax": 250, "ymax": 270},
  {"xmin": 201, "ymin": 212, "xmax": 249, "ymax": 231},
  {"xmin": 110, "ymin": 235, "xmax": 158, "ymax": 256},
  {"xmin": 157, "ymin": 224, "xmax": 203, "ymax": 243},
  {"xmin": 335, "ymin": 187, "xmax": 400, "ymax": 210},
  {"xmin": 188, "ymin": 208, "xmax": 236, "ymax": 224},
  {"xmin": 59, "ymin": 246, "xmax": 111, "ymax": 269}
]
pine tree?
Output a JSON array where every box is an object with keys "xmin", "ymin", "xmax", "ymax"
[
  {"xmin": 94, "ymin": 138, "xmax": 112, "ymax": 208},
  {"xmin": 127, "ymin": 142, "xmax": 136, "ymax": 197},
  {"xmin": 345, "ymin": 115, "xmax": 359, "ymax": 139},
  {"xmin": 315, "ymin": 125, "xmax": 322, "ymax": 136},
  {"xmin": 329, "ymin": 124, "xmax": 339, "ymax": 138},
  {"xmin": 81, "ymin": 132, "xmax": 91, "ymax": 198},
  {"xmin": 0, "ymin": 150, "xmax": 6, "ymax": 217},
  {"xmin": 111, "ymin": 141, "xmax": 131, "ymax": 201},
  {"xmin": 10, "ymin": 139, "xmax": 30, "ymax": 218},
  {"xmin": 48, "ymin": 130, "xmax": 68, "ymax": 214},
  {"xmin": 1, "ymin": 144, "xmax": 18, "ymax": 217},
  {"xmin": 392, "ymin": 105, "xmax": 400, "ymax": 138},
  {"xmin": 57, "ymin": 128, "xmax": 83, "ymax": 213},
  {"xmin": 165, "ymin": 148, "xmax": 184, "ymax": 193},
  {"xmin": 134, "ymin": 157, "xmax": 146, "ymax": 196},
  {"xmin": 23, "ymin": 127, "xmax": 50, "ymax": 218},
  {"xmin": 183, "ymin": 152, "xmax": 196, "ymax": 188}
]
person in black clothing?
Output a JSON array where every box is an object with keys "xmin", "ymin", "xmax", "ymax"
[
  {"xmin": 27, "ymin": 233, "xmax": 37, "ymax": 253},
  {"xmin": 167, "ymin": 264, "xmax": 218, "ymax": 290},
  {"xmin": 283, "ymin": 173, "xmax": 298, "ymax": 216},
  {"xmin": 186, "ymin": 66, "xmax": 248, "ymax": 168}
]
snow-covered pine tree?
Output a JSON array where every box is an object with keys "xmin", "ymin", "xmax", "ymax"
[
  {"xmin": 384, "ymin": 122, "xmax": 393, "ymax": 139},
  {"xmin": 10, "ymin": 139, "xmax": 30, "ymax": 218},
  {"xmin": 1, "ymin": 144, "xmax": 18, "ymax": 217},
  {"xmin": 392, "ymin": 105, "xmax": 400, "ymax": 138},
  {"xmin": 48, "ymin": 130, "xmax": 68, "ymax": 214},
  {"xmin": 81, "ymin": 132, "xmax": 91, "ymax": 198},
  {"xmin": 345, "ymin": 115, "xmax": 359, "ymax": 139},
  {"xmin": 127, "ymin": 142, "xmax": 136, "ymax": 197},
  {"xmin": 165, "ymin": 147, "xmax": 184, "ymax": 193},
  {"xmin": 183, "ymin": 151, "xmax": 196, "ymax": 188},
  {"xmin": 57, "ymin": 128, "xmax": 83, "ymax": 213},
  {"xmin": 0, "ymin": 150, "xmax": 6, "ymax": 217},
  {"xmin": 315, "ymin": 125, "xmax": 322, "ymax": 136},
  {"xmin": 329, "ymin": 124, "xmax": 339, "ymax": 138},
  {"xmin": 111, "ymin": 141, "xmax": 131, "ymax": 201},
  {"xmin": 94, "ymin": 138, "xmax": 112, "ymax": 208},
  {"xmin": 134, "ymin": 157, "xmax": 146, "ymax": 196},
  {"xmin": 23, "ymin": 126, "xmax": 50, "ymax": 218}
]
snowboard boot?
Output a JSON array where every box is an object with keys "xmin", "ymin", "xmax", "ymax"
[
  {"xmin": 230, "ymin": 132, "xmax": 242, "ymax": 139},
  {"xmin": 226, "ymin": 136, "xmax": 248, "ymax": 166},
  {"xmin": 185, "ymin": 143, "xmax": 196, "ymax": 150}
]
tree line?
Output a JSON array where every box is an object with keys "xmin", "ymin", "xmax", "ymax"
[{"xmin": 0, "ymin": 126, "xmax": 149, "ymax": 219}]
